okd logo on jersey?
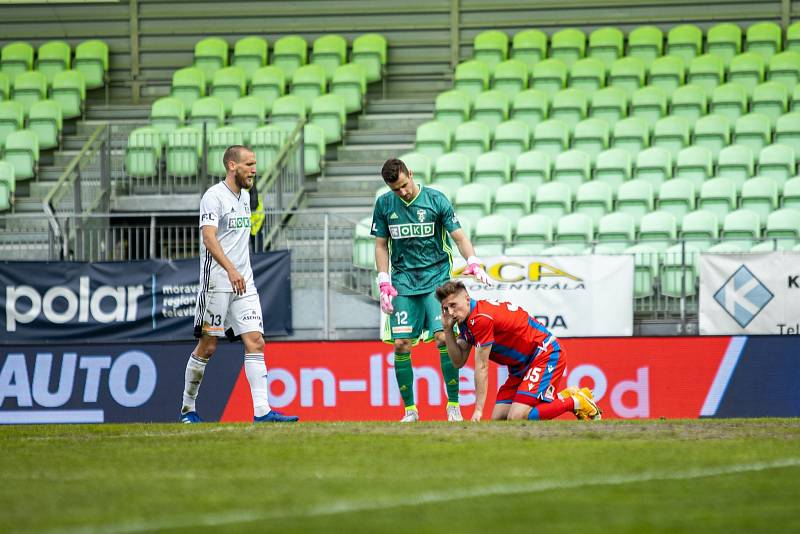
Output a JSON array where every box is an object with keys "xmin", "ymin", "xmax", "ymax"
[{"xmin": 388, "ymin": 223, "xmax": 434, "ymax": 239}]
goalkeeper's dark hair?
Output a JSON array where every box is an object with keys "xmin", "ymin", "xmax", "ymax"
[
  {"xmin": 223, "ymin": 145, "xmax": 253, "ymax": 171},
  {"xmin": 381, "ymin": 158, "xmax": 409, "ymax": 184},
  {"xmin": 435, "ymin": 280, "xmax": 468, "ymax": 302}
]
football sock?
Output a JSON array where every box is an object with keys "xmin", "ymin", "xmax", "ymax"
[
  {"xmin": 438, "ymin": 346, "xmax": 460, "ymax": 404},
  {"xmin": 244, "ymin": 352, "xmax": 271, "ymax": 417},
  {"xmin": 527, "ymin": 398, "xmax": 574, "ymax": 420},
  {"xmin": 181, "ymin": 353, "xmax": 208, "ymax": 414},
  {"xmin": 393, "ymin": 352, "xmax": 415, "ymax": 408}
]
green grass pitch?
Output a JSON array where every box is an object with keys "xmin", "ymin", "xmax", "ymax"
[{"xmin": 2, "ymin": 419, "xmax": 799, "ymax": 533}]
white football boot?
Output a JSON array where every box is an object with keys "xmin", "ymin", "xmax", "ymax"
[
  {"xmin": 446, "ymin": 403, "xmax": 463, "ymax": 422},
  {"xmin": 400, "ymin": 409, "xmax": 419, "ymax": 422}
]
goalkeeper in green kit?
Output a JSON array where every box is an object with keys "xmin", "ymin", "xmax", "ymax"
[{"xmin": 371, "ymin": 158, "xmax": 492, "ymax": 422}]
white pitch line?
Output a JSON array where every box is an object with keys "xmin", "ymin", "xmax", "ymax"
[{"xmin": 34, "ymin": 457, "xmax": 800, "ymax": 534}]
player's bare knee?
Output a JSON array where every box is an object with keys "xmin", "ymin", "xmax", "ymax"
[
  {"xmin": 393, "ymin": 339, "xmax": 412, "ymax": 353},
  {"xmin": 194, "ymin": 336, "xmax": 217, "ymax": 359},
  {"xmin": 242, "ymin": 332, "xmax": 265, "ymax": 354},
  {"xmin": 508, "ymin": 406, "xmax": 531, "ymax": 420}
]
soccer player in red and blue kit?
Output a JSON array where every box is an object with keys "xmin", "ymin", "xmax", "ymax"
[{"xmin": 436, "ymin": 280, "xmax": 601, "ymax": 421}]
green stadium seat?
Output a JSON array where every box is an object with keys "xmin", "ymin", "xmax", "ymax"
[
  {"xmin": 569, "ymin": 58, "xmax": 606, "ymax": 95},
  {"xmin": 513, "ymin": 150, "xmax": 550, "ymax": 191},
  {"xmin": 751, "ymin": 240, "xmax": 779, "ymax": 252},
  {"xmin": 211, "ymin": 66, "xmax": 247, "ymax": 114},
  {"xmin": 630, "ymin": 85, "xmax": 668, "ymax": 131},
  {"xmin": 596, "ymin": 212, "xmax": 635, "ymax": 252},
  {"xmin": 634, "ymin": 147, "xmax": 672, "ymax": 191},
  {"xmin": 415, "ymin": 120, "xmax": 451, "ymax": 161},
  {"xmin": 708, "ymin": 241, "xmax": 748, "ymax": 252},
  {"xmin": 291, "ymin": 64, "xmax": 327, "ymax": 112},
  {"xmin": 790, "ymin": 21, "xmax": 800, "ymax": 53},
  {"xmin": 638, "ymin": 210, "xmax": 677, "ymax": 251},
  {"xmin": 594, "ymin": 147, "xmax": 631, "ymax": 192},
  {"xmin": 550, "ymin": 88, "xmax": 588, "ymax": 131},
  {"xmin": 784, "ymin": 176, "xmax": 800, "ymax": 210},
  {"xmin": 5, "ymin": 129, "xmax": 39, "ymax": 180},
  {"xmin": 765, "ymin": 208, "xmax": 800, "ymax": 249},
  {"xmin": 707, "ymin": 23, "xmax": 742, "ymax": 67},
  {"xmin": 758, "ymin": 143, "xmax": 796, "ymax": 191},
  {"xmin": 657, "ymin": 179, "xmax": 696, "ymax": 225},
  {"xmin": 270, "ymin": 94, "xmax": 306, "ymax": 130},
  {"xmin": 233, "ymin": 36, "xmax": 268, "ymax": 82},
  {"xmin": 473, "ymin": 214, "xmax": 513, "ymax": 255},
  {"xmin": 455, "ymin": 183, "xmax": 492, "ymax": 229},
  {"xmin": 435, "ymin": 90, "xmax": 471, "ymax": 130},
  {"xmin": 612, "ymin": 117, "xmax": 649, "ymax": 157},
  {"xmin": 511, "ymin": 29, "xmax": 547, "ymax": 70},
  {"xmin": 751, "ymin": 81, "xmax": 789, "ymax": 127},
  {"xmin": 230, "ymin": 96, "xmax": 267, "ymax": 144},
  {"xmin": 740, "ymin": 176, "xmax": 779, "ymax": 225},
  {"xmin": 729, "ymin": 52, "xmax": 766, "ymax": 96},
  {"xmin": 767, "ymin": 51, "xmax": 800, "ymax": 91},
  {"xmin": 171, "ymin": 67, "xmax": 206, "ymax": 110},
  {"xmin": 427, "ymin": 182, "xmax": 453, "ymax": 202},
  {"xmin": 456, "ymin": 215, "xmax": 474, "ymax": 240},
  {"xmin": 775, "ymin": 112, "xmax": 800, "ymax": 155},
  {"xmin": 710, "ymin": 82, "xmax": 749, "ymax": 123},
  {"xmin": 166, "ymin": 127, "xmax": 202, "ymax": 178},
  {"xmin": 717, "ymin": 144, "xmax": 755, "ymax": 193},
  {"xmin": 552, "ymin": 148, "xmax": 591, "ymax": 195},
  {"xmin": 555, "ymin": 213, "xmax": 594, "ymax": 252},
  {"xmin": 473, "ymin": 151, "xmax": 511, "ymax": 190},
  {"xmin": 493, "ymin": 59, "xmax": 528, "ymax": 99},
  {"xmin": 588, "ymin": 27, "xmax": 624, "ymax": 68},
  {"xmin": 331, "ymin": 63, "xmax": 366, "ymax": 113},
  {"xmin": 653, "ymin": 115, "xmax": 691, "ymax": 158},
  {"xmin": 150, "ymin": 97, "xmax": 185, "ymax": 144},
  {"xmin": 27, "ymin": 100, "xmax": 62, "ymax": 150},
  {"xmin": 193, "ymin": 37, "xmax": 228, "ymax": 82},
  {"xmin": 572, "ymin": 118, "xmax": 610, "ymax": 163},
  {"xmin": 589, "ymin": 86, "xmax": 627, "ymax": 123},
  {"xmin": 746, "ymin": 22, "xmax": 782, "ymax": 61},
  {"xmin": 688, "ymin": 54, "xmax": 725, "ymax": 97},
  {"xmin": 514, "ymin": 213, "xmax": 553, "ymax": 251},
  {"xmin": 310, "ymin": 93, "xmax": 346, "ymax": 144},
  {"xmin": 0, "ymin": 42, "xmax": 34, "ymax": 84},
  {"xmin": 628, "ymin": 26, "xmax": 664, "ymax": 68},
  {"xmin": 533, "ymin": 181, "xmax": 572, "ymax": 223},
  {"xmin": 0, "ymin": 160, "xmax": 15, "ymax": 200},
  {"xmin": 667, "ymin": 24, "xmax": 703, "ymax": 65},
  {"xmin": 0, "ymin": 178, "xmax": 10, "ymax": 211},
  {"xmin": 670, "ymin": 84, "xmax": 707, "ymax": 123},
  {"xmin": 616, "ymin": 179, "xmax": 654, "ymax": 228},
  {"xmin": 681, "ymin": 209, "xmax": 720, "ymax": 251},
  {"xmin": 353, "ymin": 216, "xmax": 374, "ymax": 269},
  {"xmin": 721, "ymin": 209, "xmax": 761, "ymax": 248},
  {"xmin": 473, "ymin": 89, "xmax": 510, "ymax": 130},
  {"xmin": 207, "ymin": 126, "xmax": 245, "ymax": 177},
  {"xmin": 494, "ymin": 182, "xmax": 532, "ymax": 226},
  {"xmin": 530, "ymin": 58, "xmax": 567, "ymax": 97},
  {"xmin": 532, "ymin": 118, "xmax": 570, "ymax": 158},
  {"xmin": 0, "ymin": 100, "xmax": 24, "ymax": 150},
  {"xmin": 352, "ymin": 33, "xmax": 387, "ymax": 83},
  {"xmin": 675, "ymin": 146, "xmax": 714, "ymax": 190},
  {"xmin": 693, "ymin": 114, "xmax": 732, "ymax": 161},
  {"xmin": 504, "ymin": 245, "xmax": 537, "ymax": 256},
  {"xmin": 793, "ymin": 85, "xmax": 800, "ymax": 109},
  {"xmin": 453, "ymin": 120, "xmax": 491, "ymax": 168},
  {"xmin": 125, "ymin": 127, "xmax": 162, "ymax": 179},
  {"xmin": 473, "ymin": 30, "xmax": 509, "ymax": 74},
  {"xmin": 12, "ymin": 71, "xmax": 46, "ymax": 113},
  {"xmin": 510, "ymin": 88, "xmax": 548, "ymax": 130},
  {"xmin": 493, "ymin": 119, "xmax": 530, "ymax": 163},
  {"xmin": 189, "ymin": 96, "xmax": 225, "ymax": 132},
  {"xmin": 624, "ymin": 243, "xmax": 659, "ymax": 298},
  {"xmin": 311, "ymin": 35, "xmax": 347, "ymax": 82},
  {"xmin": 36, "ymin": 41, "xmax": 70, "ymax": 87},
  {"xmin": 550, "ymin": 28, "xmax": 586, "ymax": 68},
  {"xmin": 698, "ymin": 177, "xmax": 737, "ymax": 223},
  {"xmin": 273, "ymin": 36, "xmax": 308, "ymax": 82},
  {"xmin": 608, "ymin": 57, "xmax": 646, "ymax": 98},
  {"xmin": 251, "ymin": 66, "xmax": 286, "ymax": 112},
  {"xmin": 661, "ymin": 243, "xmax": 700, "ymax": 297},
  {"xmin": 0, "ymin": 72, "xmax": 8, "ymax": 101},
  {"xmin": 733, "ymin": 113, "xmax": 773, "ymax": 155},
  {"xmin": 455, "ymin": 60, "xmax": 490, "ymax": 102},
  {"xmin": 433, "ymin": 152, "xmax": 471, "ymax": 191},
  {"xmin": 540, "ymin": 245, "xmax": 580, "ymax": 255},
  {"xmin": 399, "ymin": 152, "xmax": 432, "ymax": 184},
  {"xmin": 52, "ymin": 70, "xmax": 85, "ymax": 119},
  {"xmin": 574, "ymin": 180, "xmax": 612, "ymax": 226},
  {"xmin": 251, "ymin": 125, "xmax": 288, "ymax": 175},
  {"xmin": 74, "ymin": 39, "xmax": 108, "ymax": 90},
  {"xmin": 303, "ymin": 123, "xmax": 326, "ymax": 175},
  {"xmin": 647, "ymin": 55, "xmax": 686, "ymax": 95}
]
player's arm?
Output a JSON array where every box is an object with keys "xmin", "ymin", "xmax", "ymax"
[
  {"xmin": 449, "ymin": 229, "xmax": 492, "ymax": 285},
  {"xmin": 472, "ymin": 345, "xmax": 491, "ymax": 422},
  {"xmin": 449, "ymin": 228, "xmax": 477, "ymax": 260},
  {"xmin": 440, "ymin": 304, "xmax": 471, "ymax": 368},
  {"xmin": 374, "ymin": 236, "xmax": 390, "ymax": 273},
  {"xmin": 202, "ymin": 225, "xmax": 245, "ymax": 295}
]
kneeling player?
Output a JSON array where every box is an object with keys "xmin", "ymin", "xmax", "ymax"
[{"xmin": 436, "ymin": 280, "xmax": 601, "ymax": 421}]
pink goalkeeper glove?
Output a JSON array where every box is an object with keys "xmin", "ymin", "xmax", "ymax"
[
  {"xmin": 377, "ymin": 272, "xmax": 398, "ymax": 314},
  {"xmin": 462, "ymin": 256, "xmax": 492, "ymax": 285}
]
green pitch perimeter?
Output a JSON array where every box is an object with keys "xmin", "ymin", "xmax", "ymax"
[{"xmin": 2, "ymin": 420, "xmax": 799, "ymax": 533}]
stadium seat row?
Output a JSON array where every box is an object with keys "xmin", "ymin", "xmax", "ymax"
[
  {"xmin": 0, "ymin": 99, "xmax": 64, "ymax": 152},
  {"xmin": 0, "ymin": 69, "xmax": 87, "ymax": 118},
  {"xmin": 0, "ymin": 39, "xmax": 108, "ymax": 89}
]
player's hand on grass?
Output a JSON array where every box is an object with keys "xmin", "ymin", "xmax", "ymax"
[
  {"xmin": 227, "ymin": 268, "xmax": 246, "ymax": 295},
  {"xmin": 463, "ymin": 256, "xmax": 492, "ymax": 286},
  {"xmin": 471, "ymin": 409, "xmax": 482, "ymax": 422},
  {"xmin": 377, "ymin": 272, "xmax": 397, "ymax": 314}
]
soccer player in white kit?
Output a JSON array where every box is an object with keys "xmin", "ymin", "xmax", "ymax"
[{"xmin": 180, "ymin": 145, "xmax": 299, "ymax": 423}]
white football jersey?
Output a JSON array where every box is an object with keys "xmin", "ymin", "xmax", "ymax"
[{"xmin": 198, "ymin": 181, "xmax": 255, "ymax": 293}]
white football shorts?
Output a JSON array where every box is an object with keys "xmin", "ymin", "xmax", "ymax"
[{"xmin": 193, "ymin": 290, "xmax": 264, "ymax": 338}]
